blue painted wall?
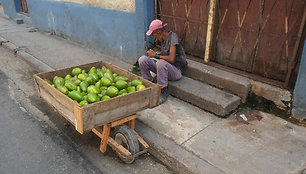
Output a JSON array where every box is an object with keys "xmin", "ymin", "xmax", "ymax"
[
  {"xmin": 2, "ymin": 0, "xmax": 21, "ymax": 18},
  {"xmin": 2, "ymin": 0, "xmax": 155, "ymax": 63},
  {"xmin": 292, "ymin": 39, "xmax": 306, "ymax": 121}
]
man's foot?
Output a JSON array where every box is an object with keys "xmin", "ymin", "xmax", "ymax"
[{"xmin": 160, "ymin": 87, "xmax": 169, "ymax": 104}]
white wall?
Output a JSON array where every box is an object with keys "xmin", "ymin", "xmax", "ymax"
[{"xmin": 54, "ymin": 0, "xmax": 135, "ymax": 12}]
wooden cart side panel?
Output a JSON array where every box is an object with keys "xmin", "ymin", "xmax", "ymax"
[
  {"xmin": 34, "ymin": 75, "xmax": 76, "ymax": 125},
  {"xmin": 74, "ymin": 105, "xmax": 84, "ymax": 134},
  {"xmin": 82, "ymin": 89, "xmax": 151, "ymax": 132},
  {"xmin": 149, "ymin": 85, "xmax": 161, "ymax": 108}
]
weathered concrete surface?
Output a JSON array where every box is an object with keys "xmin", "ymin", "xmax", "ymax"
[
  {"xmin": 138, "ymin": 97, "xmax": 217, "ymax": 145},
  {"xmin": 251, "ymin": 81, "xmax": 291, "ymax": 110},
  {"xmin": 184, "ymin": 59, "xmax": 251, "ymax": 102},
  {"xmin": 183, "ymin": 110, "xmax": 306, "ymax": 174},
  {"xmin": 136, "ymin": 121, "xmax": 225, "ymax": 174},
  {"xmin": 169, "ymin": 76, "xmax": 241, "ymax": 116}
]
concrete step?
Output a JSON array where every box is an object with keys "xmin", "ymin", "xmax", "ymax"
[
  {"xmin": 184, "ymin": 59, "xmax": 251, "ymax": 102},
  {"xmin": 168, "ymin": 76, "xmax": 241, "ymax": 117}
]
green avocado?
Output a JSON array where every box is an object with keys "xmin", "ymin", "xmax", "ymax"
[
  {"xmin": 89, "ymin": 67, "xmax": 97, "ymax": 74},
  {"xmin": 87, "ymin": 85, "xmax": 99, "ymax": 94},
  {"xmin": 97, "ymin": 71, "xmax": 104, "ymax": 79},
  {"xmin": 115, "ymin": 80, "xmax": 128, "ymax": 90},
  {"xmin": 70, "ymin": 77, "xmax": 81, "ymax": 86},
  {"xmin": 80, "ymin": 100, "xmax": 89, "ymax": 106},
  {"xmin": 80, "ymin": 81, "xmax": 89, "ymax": 92},
  {"xmin": 127, "ymin": 86, "xmax": 136, "ymax": 93},
  {"xmin": 57, "ymin": 85, "xmax": 68, "ymax": 95},
  {"xmin": 53, "ymin": 76, "xmax": 59, "ymax": 83},
  {"xmin": 106, "ymin": 86, "xmax": 119, "ymax": 97},
  {"xmin": 112, "ymin": 73, "xmax": 118, "ymax": 78},
  {"xmin": 72, "ymin": 68, "xmax": 82, "ymax": 76},
  {"xmin": 95, "ymin": 80, "xmax": 101, "ymax": 89},
  {"xmin": 76, "ymin": 86, "xmax": 81, "ymax": 92},
  {"xmin": 131, "ymin": 79, "xmax": 143, "ymax": 86},
  {"xmin": 105, "ymin": 68, "xmax": 113, "ymax": 75},
  {"xmin": 64, "ymin": 74, "xmax": 72, "ymax": 81},
  {"xmin": 103, "ymin": 72, "xmax": 113, "ymax": 82},
  {"xmin": 87, "ymin": 92, "xmax": 98, "ymax": 103},
  {"xmin": 101, "ymin": 95, "xmax": 111, "ymax": 101},
  {"xmin": 68, "ymin": 90, "xmax": 83, "ymax": 102},
  {"xmin": 118, "ymin": 89, "xmax": 127, "ymax": 96},
  {"xmin": 54, "ymin": 77, "xmax": 65, "ymax": 88},
  {"xmin": 89, "ymin": 73, "xmax": 99, "ymax": 82},
  {"xmin": 100, "ymin": 76, "xmax": 112, "ymax": 87},
  {"xmin": 77, "ymin": 73, "xmax": 86, "ymax": 81},
  {"xmin": 64, "ymin": 80, "xmax": 77, "ymax": 91},
  {"xmin": 115, "ymin": 76, "xmax": 129, "ymax": 82},
  {"xmin": 85, "ymin": 76, "xmax": 95, "ymax": 85}
]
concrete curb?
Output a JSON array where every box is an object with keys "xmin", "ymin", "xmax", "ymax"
[
  {"xmin": 135, "ymin": 120, "xmax": 225, "ymax": 174},
  {"xmin": 0, "ymin": 36, "xmax": 54, "ymax": 72}
]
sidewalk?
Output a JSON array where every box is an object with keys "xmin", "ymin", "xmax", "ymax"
[{"xmin": 0, "ymin": 12, "xmax": 305, "ymax": 174}]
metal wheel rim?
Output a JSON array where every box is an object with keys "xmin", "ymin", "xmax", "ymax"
[{"xmin": 115, "ymin": 133, "xmax": 130, "ymax": 157}]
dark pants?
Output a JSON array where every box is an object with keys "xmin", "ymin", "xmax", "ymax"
[{"xmin": 138, "ymin": 56, "xmax": 182, "ymax": 88}]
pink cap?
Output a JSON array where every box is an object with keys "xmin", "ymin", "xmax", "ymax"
[{"xmin": 146, "ymin": 19, "xmax": 167, "ymax": 36}]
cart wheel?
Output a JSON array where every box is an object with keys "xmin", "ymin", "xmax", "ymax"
[{"xmin": 114, "ymin": 125, "xmax": 139, "ymax": 164}]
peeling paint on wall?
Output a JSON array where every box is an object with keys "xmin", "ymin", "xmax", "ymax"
[{"xmin": 55, "ymin": 0, "xmax": 135, "ymax": 12}]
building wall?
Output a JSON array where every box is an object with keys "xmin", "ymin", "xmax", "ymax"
[
  {"xmin": 292, "ymin": 39, "xmax": 306, "ymax": 121},
  {"xmin": 2, "ymin": 0, "xmax": 21, "ymax": 18},
  {"xmin": 2, "ymin": 0, "xmax": 155, "ymax": 63}
]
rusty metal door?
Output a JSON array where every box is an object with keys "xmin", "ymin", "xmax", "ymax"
[
  {"xmin": 20, "ymin": 0, "xmax": 28, "ymax": 13},
  {"xmin": 157, "ymin": 0, "xmax": 210, "ymax": 58},
  {"xmin": 157, "ymin": 0, "xmax": 306, "ymax": 85},
  {"xmin": 213, "ymin": 0, "xmax": 306, "ymax": 82}
]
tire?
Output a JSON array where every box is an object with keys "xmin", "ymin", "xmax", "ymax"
[{"xmin": 113, "ymin": 125, "xmax": 139, "ymax": 164}]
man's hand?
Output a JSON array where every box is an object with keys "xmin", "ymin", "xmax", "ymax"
[{"xmin": 147, "ymin": 49, "xmax": 156, "ymax": 58}]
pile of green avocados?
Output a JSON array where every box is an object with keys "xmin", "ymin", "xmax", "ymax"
[{"xmin": 44, "ymin": 66, "xmax": 146, "ymax": 106}]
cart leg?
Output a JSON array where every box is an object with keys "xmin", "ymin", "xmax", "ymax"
[
  {"xmin": 128, "ymin": 119, "xmax": 135, "ymax": 130},
  {"xmin": 100, "ymin": 124, "xmax": 110, "ymax": 153}
]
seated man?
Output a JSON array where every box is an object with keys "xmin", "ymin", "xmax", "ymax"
[{"xmin": 139, "ymin": 19, "xmax": 187, "ymax": 104}]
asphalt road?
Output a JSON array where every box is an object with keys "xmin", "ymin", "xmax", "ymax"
[
  {"xmin": 0, "ymin": 70, "xmax": 103, "ymax": 174},
  {"xmin": 0, "ymin": 47, "xmax": 172, "ymax": 174}
]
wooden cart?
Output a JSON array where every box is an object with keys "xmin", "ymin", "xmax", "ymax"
[{"xmin": 33, "ymin": 61, "xmax": 161, "ymax": 163}]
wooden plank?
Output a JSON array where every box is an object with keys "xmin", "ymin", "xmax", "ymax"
[
  {"xmin": 128, "ymin": 119, "xmax": 135, "ymax": 130},
  {"xmin": 204, "ymin": 0, "xmax": 217, "ymax": 63},
  {"xmin": 92, "ymin": 127, "xmax": 103, "ymax": 138},
  {"xmin": 74, "ymin": 104, "xmax": 84, "ymax": 134},
  {"xmin": 34, "ymin": 75, "xmax": 75, "ymax": 124},
  {"xmin": 82, "ymin": 89, "xmax": 151, "ymax": 132},
  {"xmin": 132, "ymin": 130, "xmax": 149, "ymax": 149},
  {"xmin": 107, "ymin": 137, "xmax": 131, "ymax": 157},
  {"xmin": 109, "ymin": 114, "xmax": 138, "ymax": 128},
  {"xmin": 149, "ymin": 85, "xmax": 161, "ymax": 108},
  {"xmin": 99, "ymin": 124, "xmax": 110, "ymax": 153}
]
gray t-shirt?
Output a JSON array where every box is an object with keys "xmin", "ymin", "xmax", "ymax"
[{"xmin": 161, "ymin": 31, "xmax": 188, "ymax": 69}]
